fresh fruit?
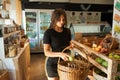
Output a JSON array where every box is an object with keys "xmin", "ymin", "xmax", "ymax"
[
  {"xmin": 98, "ymin": 45, "xmax": 102, "ymax": 49},
  {"xmin": 92, "ymin": 45, "xmax": 103, "ymax": 52},
  {"xmin": 92, "ymin": 43, "xmax": 97, "ymax": 48},
  {"xmin": 101, "ymin": 61, "xmax": 108, "ymax": 67},
  {"xmin": 95, "ymin": 57, "xmax": 104, "ymax": 64},
  {"xmin": 113, "ymin": 54, "xmax": 120, "ymax": 59},
  {"xmin": 69, "ymin": 56, "xmax": 74, "ymax": 61},
  {"xmin": 100, "ymin": 48, "xmax": 108, "ymax": 53},
  {"xmin": 94, "ymin": 47, "xmax": 100, "ymax": 52},
  {"xmin": 108, "ymin": 53, "xmax": 114, "ymax": 58},
  {"xmin": 108, "ymin": 53, "xmax": 120, "ymax": 60}
]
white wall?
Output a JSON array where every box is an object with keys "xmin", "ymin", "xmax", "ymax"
[{"xmin": 9, "ymin": 0, "xmax": 17, "ymax": 21}]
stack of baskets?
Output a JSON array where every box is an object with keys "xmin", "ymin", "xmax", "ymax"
[{"xmin": 57, "ymin": 47, "xmax": 90, "ymax": 80}]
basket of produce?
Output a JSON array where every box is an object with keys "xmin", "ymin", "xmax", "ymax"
[
  {"xmin": 0, "ymin": 60, "xmax": 9, "ymax": 80},
  {"xmin": 93, "ymin": 36, "xmax": 119, "ymax": 53},
  {"xmin": 57, "ymin": 47, "xmax": 90, "ymax": 80}
]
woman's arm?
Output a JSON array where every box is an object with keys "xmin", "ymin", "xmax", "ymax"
[{"xmin": 44, "ymin": 44, "xmax": 70, "ymax": 61}]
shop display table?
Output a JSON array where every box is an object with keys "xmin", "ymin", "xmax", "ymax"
[{"xmin": 71, "ymin": 40, "xmax": 120, "ymax": 80}]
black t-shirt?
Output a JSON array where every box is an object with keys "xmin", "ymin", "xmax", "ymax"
[
  {"xmin": 43, "ymin": 28, "xmax": 71, "ymax": 52},
  {"xmin": 43, "ymin": 28, "xmax": 71, "ymax": 74}
]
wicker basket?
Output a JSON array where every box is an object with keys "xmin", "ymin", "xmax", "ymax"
[
  {"xmin": 0, "ymin": 60, "xmax": 9, "ymax": 80},
  {"xmin": 57, "ymin": 47, "xmax": 90, "ymax": 80},
  {"xmin": 101, "ymin": 36, "xmax": 119, "ymax": 50}
]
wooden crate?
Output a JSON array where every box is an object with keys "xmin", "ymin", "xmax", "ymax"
[{"xmin": 71, "ymin": 40, "xmax": 120, "ymax": 80}]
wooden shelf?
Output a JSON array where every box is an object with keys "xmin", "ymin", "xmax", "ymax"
[{"xmin": 3, "ymin": 31, "xmax": 20, "ymax": 39}]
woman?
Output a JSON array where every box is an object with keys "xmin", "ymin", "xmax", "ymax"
[{"xmin": 43, "ymin": 8, "xmax": 71, "ymax": 80}]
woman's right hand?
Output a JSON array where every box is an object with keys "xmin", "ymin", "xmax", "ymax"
[{"xmin": 59, "ymin": 52, "xmax": 70, "ymax": 61}]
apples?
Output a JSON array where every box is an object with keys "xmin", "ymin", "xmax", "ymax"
[
  {"xmin": 101, "ymin": 61, "xmax": 108, "ymax": 67},
  {"xmin": 69, "ymin": 56, "xmax": 74, "ymax": 61},
  {"xmin": 92, "ymin": 43, "xmax": 97, "ymax": 48},
  {"xmin": 100, "ymin": 47, "xmax": 108, "ymax": 53},
  {"xmin": 108, "ymin": 53, "xmax": 114, "ymax": 58},
  {"xmin": 95, "ymin": 57, "xmax": 104, "ymax": 64},
  {"xmin": 95, "ymin": 57, "xmax": 108, "ymax": 67},
  {"xmin": 92, "ymin": 44, "xmax": 108, "ymax": 53},
  {"xmin": 108, "ymin": 53, "xmax": 120, "ymax": 60},
  {"xmin": 98, "ymin": 45, "xmax": 102, "ymax": 49},
  {"xmin": 113, "ymin": 54, "xmax": 120, "ymax": 59}
]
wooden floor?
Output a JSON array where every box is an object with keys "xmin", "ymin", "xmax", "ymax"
[{"xmin": 30, "ymin": 53, "xmax": 47, "ymax": 80}]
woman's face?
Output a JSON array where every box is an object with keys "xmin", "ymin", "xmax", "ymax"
[{"xmin": 56, "ymin": 15, "xmax": 65, "ymax": 28}]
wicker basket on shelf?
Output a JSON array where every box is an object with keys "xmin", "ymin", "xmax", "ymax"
[
  {"xmin": 101, "ymin": 36, "xmax": 119, "ymax": 50},
  {"xmin": 57, "ymin": 47, "xmax": 90, "ymax": 80},
  {"xmin": 0, "ymin": 60, "xmax": 9, "ymax": 80}
]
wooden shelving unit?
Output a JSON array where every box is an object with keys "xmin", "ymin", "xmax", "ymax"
[
  {"xmin": 71, "ymin": 40, "xmax": 120, "ymax": 80},
  {"xmin": 0, "ymin": 18, "xmax": 30, "ymax": 80}
]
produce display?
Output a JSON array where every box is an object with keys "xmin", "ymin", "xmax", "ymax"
[
  {"xmin": 95, "ymin": 52, "xmax": 120, "ymax": 68},
  {"xmin": 72, "ymin": 34, "xmax": 120, "ymax": 80},
  {"xmin": 108, "ymin": 52, "xmax": 120, "ymax": 60},
  {"xmin": 95, "ymin": 57, "xmax": 108, "ymax": 67},
  {"xmin": 94, "ymin": 68, "xmax": 120, "ymax": 80},
  {"xmin": 94, "ymin": 68, "xmax": 107, "ymax": 78},
  {"xmin": 92, "ymin": 36, "xmax": 119, "ymax": 53},
  {"xmin": 95, "ymin": 55, "xmax": 120, "ymax": 80}
]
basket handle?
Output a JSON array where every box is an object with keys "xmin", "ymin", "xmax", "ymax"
[
  {"xmin": 58, "ymin": 46, "xmax": 82, "ymax": 70},
  {"xmin": 58, "ymin": 46, "xmax": 72, "ymax": 64},
  {"xmin": 62, "ymin": 46, "xmax": 71, "ymax": 53}
]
